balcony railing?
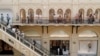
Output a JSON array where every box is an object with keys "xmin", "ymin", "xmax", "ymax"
[{"xmin": 12, "ymin": 18, "xmax": 100, "ymax": 26}]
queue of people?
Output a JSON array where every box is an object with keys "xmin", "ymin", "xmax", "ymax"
[{"xmin": 6, "ymin": 25, "xmax": 25, "ymax": 39}]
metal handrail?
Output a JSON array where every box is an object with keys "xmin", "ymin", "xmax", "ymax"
[{"xmin": 0, "ymin": 22, "xmax": 51, "ymax": 56}]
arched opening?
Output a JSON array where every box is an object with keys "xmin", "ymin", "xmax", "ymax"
[
  {"xmin": 79, "ymin": 30, "xmax": 97, "ymax": 37},
  {"xmin": 49, "ymin": 9, "xmax": 55, "ymax": 23},
  {"xmin": 64, "ymin": 9, "xmax": 71, "ymax": 23},
  {"xmin": 57, "ymin": 9, "xmax": 63, "ymax": 23},
  {"xmin": 95, "ymin": 9, "xmax": 100, "ymax": 19},
  {"xmin": 20, "ymin": 9, "xmax": 26, "ymax": 23},
  {"xmin": 28, "ymin": 9, "xmax": 34, "ymax": 23},
  {"xmin": 0, "ymin": 40, "xmax": 14, "ymax": 55},
  {"xmin": 57, "ymin": 9, "xmax": 63, "ymax": 16},
  {"xmin": 79, "ymin": 9, "xmax": 84, "ymax": 19},
  {"xmin": 35, "ymin": 9, "xmax": 42, "ymax": 23},
  {"xmin": 87, "ymin": 9, "xmax": 93, "ymax": 16},
  {"xmin": 78, "ymin": 9, "xmax": 84, "ymax": 23},
  {"xmin": 36, "ymin": 9, "xmax": 42, "ymax": 15}
]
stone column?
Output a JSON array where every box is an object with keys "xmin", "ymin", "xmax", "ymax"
[
  {"xmin": 42, "ymin": 26, "xmax": 49, "ymax": 49},
  {"xmin": 70, "ymin": 26, "xmax": 79, "ymax": 56},
  {"xmin": 42, "ymin": 26, "xmax": 50, "ymax": 55}
]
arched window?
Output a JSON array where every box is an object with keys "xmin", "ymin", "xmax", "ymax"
[
  {"xmin": 95, "ymin": 8, "xmax": 100, "ymax": 19},
  {"xmin": 79, "ymin": 30, "xmax": 97, "ymax": 37},
  {"xmin": 57, "ymin": 9, "xmax": 63, "ymax": 23},
  {"xmin": 35, "ymin": 9, "xmax": 42, "ymax": 23},
  {"xmin": 50, "ymin": 30, "xmax": 69, "ymax": 37},
  {"xmin": 79, "ymin": 9, "xmax": 84, "ymax": 19},
  {"xmin": 49, "ymin": 9, "xmax": 55, "ymax": 20},
  {"xmin": 20, "ymin": 9, "xmax": 26, "ymax": 23},
  {"xmin": 64, "ymin": 9, "xmax": 71, "ymax": 22},
  {"xmin": 28, "ymin": 9, "xmax": 34, "ymax": 23},
  {"xmin": 87, "ymin": 9, "xmax": 93, "ymax": 16},
  {"xmin": 36, "ymin": 9, "xmax": 42, "ymax": 15},
  {"xmin": 57, "ymin": 9, "xmax": 63, "ymax": 16}
]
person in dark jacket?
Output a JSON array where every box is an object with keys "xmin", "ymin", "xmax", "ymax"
[
  {"xmin": 1, "ymin": 13, "xmax": 4, "ymax": 23},
  {"xmin": 6, "ymin": 14, "xmax": 11, "ymax": 25}
]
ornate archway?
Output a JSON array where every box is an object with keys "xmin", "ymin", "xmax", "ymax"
[
  {"xmin": 87, "ymin": 9, "xmax": 93, "ymax": 16},
  {"xmin": 49, "ymin": 9, "xmax": 55, "ymax": 20},
  {"xmin": 28, "ymin": 9, "xmax": 34, "ymax": 23},
  {"xmin": 79, "ymin": 9, "xmax": 84, "ymax": 19},
  {"xmin": 20, "ymin": 9, "xmax": 26, "ymax": 23},
  {"xmin": 57, "ymin": 9, "xmax": 63, "ymax": 17},
  {"xmin": 64, "ymin": 9, "xmax": 71, "ymax": 22},
  {"xmin": 36, "ymin": 9, "xmax": 42, "ymax": 15}
]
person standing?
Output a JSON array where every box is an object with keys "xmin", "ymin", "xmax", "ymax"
[
  {"xmin": 0, "ymin": 13, "xmax": 4, "ymax": 23},
  {"xmin": 16, "ymin": 13, "xmax": 19, "ymax": 21},
  {"xmin": 6, "ymin": 14, "xmax": 11, "ymax": 25}
]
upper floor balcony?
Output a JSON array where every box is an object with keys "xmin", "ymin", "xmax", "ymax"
[
  {"xmin": 0, "ymin": 8, "xmax": 100, "ymax": 26},
  {"xmin": 11, "ymin": 17, "xmax": 100, "ymax": 26}
]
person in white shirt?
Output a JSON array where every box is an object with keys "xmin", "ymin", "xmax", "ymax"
[
  {"xmin": 21, "ymin": 31, "xmax": 25, "ymax": 38},
  {"xmin": 12, "ymin": 28, "xmax": 16, "ymax": 33}
]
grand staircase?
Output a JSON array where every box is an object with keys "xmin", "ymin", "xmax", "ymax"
[{"xmin": 0, "ymin": 22, "xmax": 51, "ymax": 56}]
